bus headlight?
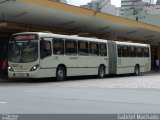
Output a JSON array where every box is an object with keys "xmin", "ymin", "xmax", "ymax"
[
  {"xmin": 30, "ymin": 64, "xmax": 39, "ymax": 71},
  {"xmin": 8, "ymin": 66, "xmax": 14, "ymax": 71}
]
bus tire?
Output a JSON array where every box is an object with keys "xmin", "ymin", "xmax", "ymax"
[
  {"xmin": 98, "ymin": 65, "xmax": 105, "ymax": 78},
  {"xmin": 134, "ymin": 65, "xmax": 140, "ymax": 76},
  {"xmin": 56, "ymin": 66, "xmax": 66, "ymax": 81}
]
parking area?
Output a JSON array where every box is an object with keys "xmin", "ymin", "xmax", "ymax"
[
  {"xmin": 1, "ymin": 71, "xmax": 160, "ymax": 89},
  {"xmin": 0, "ymin": 71, "xmax": 160, "ymax": 113}
]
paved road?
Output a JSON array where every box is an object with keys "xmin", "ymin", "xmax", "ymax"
[{"xmin": 0, "ymin": 72, "xmax": 160, "ymax": 113}]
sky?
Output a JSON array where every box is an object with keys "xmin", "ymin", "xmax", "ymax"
[{"xmin": 67, "ymin": 0, "xmax": 157, "ymax": 7}]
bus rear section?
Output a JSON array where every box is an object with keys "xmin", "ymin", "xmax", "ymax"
[{"xmin": 115, "ymin": 42, "xmax": 151, "ymax": 75}]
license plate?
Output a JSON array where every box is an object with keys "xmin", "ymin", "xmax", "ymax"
[{"xmin": 18, "ymin": 73, "xmax": 25, "ymax": 77}]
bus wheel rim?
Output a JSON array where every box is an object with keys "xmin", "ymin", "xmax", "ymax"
[
  {"xmin": 100, "ymin": 68, "xmax": 104, "ymax": 77},
  {"xmin": 135, "ymin": 67, "xmax": 139, "ymax": 75},
  {"xmin": 58, "ymin": 70, "xmax": 64, "ymax": 78}
]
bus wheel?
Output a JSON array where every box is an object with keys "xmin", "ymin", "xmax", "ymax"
[
  {"xmin": 98, "ymin": 65, "xmax": 105, "ymax": 78},
  {"xmin": 56, "ymin": 66, "xmax": 66, "ymax": 81},
  {"xmin": 134, "ymin": 65, "xmax": 140, "ymax": 75}
]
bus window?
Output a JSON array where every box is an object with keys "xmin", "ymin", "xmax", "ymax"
[
  {"xmin": 122, "ymin": 46, "xmax": 129, "ymax": 57},
  {"xmin": 78, "ymin": 41, "xmax": 88, "ymax": 56},
  {"xmin": 144, "ymin": 47, "xmax": 149, "ymax": 57},
  {"xmin": 100, "ymin": 43, "xmax": 107, "ymax": 56},
  {"xmin": 9, "ymin": 41, "xmax": 38, "ymax": 63},
  {"xmin": 53, "ymin": 39, "xmax": 64, "ymax": 55},
  {"xmin": 65, "ymin": 40, "xmax": 77, "ymax": 55},
  {"xmin": 40, "ymin": 40, "xmax": 52, "ymax": 59},
  {"xmin": 137, "ymin": 47, "xmax": 143, "ymax": 57},
  {"xmin": 117, "ymin": 45, "xmax": 122, "ymax": 57},
  {"xmin": 128, "ymin": 46, "xmax": 131, "ymax": 57},
  {"xmin": 130, "ymin": 46, "xmax": 136, "ymax": 57},
  {"xmin": 89, "ymin": 42, "xmax": 99, "ymax": 56}
]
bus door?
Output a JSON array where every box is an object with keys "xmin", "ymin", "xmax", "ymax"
[
  {"xmin": 40, "ymin": 38, "xmax": 53, "ymax": 77},
  {"xmin": 108, "ymin": 41, "xmax": 117, "ymax": 74}
]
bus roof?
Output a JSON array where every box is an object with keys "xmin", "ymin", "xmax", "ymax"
[
  {"xmin": 115, "ymin": 41, "xmax": 150, "ymax": 47},
  {"xmin": 12, "ymin": 32, "xmax": 150, "ymax": 47},
  {"xmin": 13, "ymin": 32, "xmax": 107, "ymax": 43}
]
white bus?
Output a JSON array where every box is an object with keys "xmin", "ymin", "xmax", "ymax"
[{"xmin": 8, "ymin": 32, "xmax": 151, "ymax": 81}]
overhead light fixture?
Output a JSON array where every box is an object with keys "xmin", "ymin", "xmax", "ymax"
[
  {"xmin": 98, "ymin": 27, "xmax": 110, "ymax": 31},
  {"xmin": 62, "ymin": 21, "xmax": 75, "ymax": 26},
  {"xmin": 144, "ymin": 35, "xmax": 154, "ymax": 38},
  {"xmin": 126, "ymin": 31, "xmax": 137, "ymax": 35}
]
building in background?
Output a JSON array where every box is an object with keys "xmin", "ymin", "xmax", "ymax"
[
  {"xmin": 80, "ymin": 0, "xmax": 119, "ymax": 16},
  {"xmin": 143, "ymin": 0, "xmax": 155, "ymax": 4},
  {"xmin": 120, "ymin": 0, "xmax": 149, "ymax": 16},
  {"xmin": 55, "ymin": 0, "xmax": 160, "ymax": 27},
  {"xmin": 119, "ymin": 0, "xmax": 160, "ymax": 27},
  {"xmin": 156, "ymin": 0, "xmax": 160, "ymax": 4}
]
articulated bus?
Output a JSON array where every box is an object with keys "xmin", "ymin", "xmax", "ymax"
[{"xmin": 8, "ymin": 32, "xmax": 151, "ymax": 81}]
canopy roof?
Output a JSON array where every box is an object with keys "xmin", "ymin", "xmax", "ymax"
[{"xmin": 0, "ymin": 0, "xmax": 160, "ymax": 44}]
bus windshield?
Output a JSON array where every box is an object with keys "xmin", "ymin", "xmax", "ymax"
[{"xmin": 9, "ymin": 40, "xmax": 38, "ymax": 63}]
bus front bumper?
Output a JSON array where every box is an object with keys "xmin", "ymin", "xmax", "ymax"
[{"xmin": 8, "ymin": 72, "xmax": 39, "ymax": 78}]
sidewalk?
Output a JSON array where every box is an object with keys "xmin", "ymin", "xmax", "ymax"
[{"xmin": 147, "ymin": 70, "xmax": 160, "ymax": 74}]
